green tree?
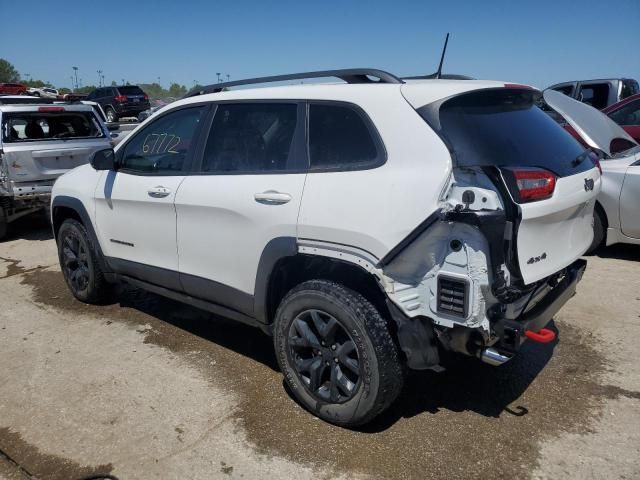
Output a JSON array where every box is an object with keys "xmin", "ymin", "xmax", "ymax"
[
  {"xmin": 0, "ymin": 58, "xmax": 20, "ymax": 83},
  {"xmin": 75, "ymin": 85, "xmax": 97, "ymax": 94},
  {"xmin": 168, "ymin": 82, "xmax": 187, "ymax": 98}
]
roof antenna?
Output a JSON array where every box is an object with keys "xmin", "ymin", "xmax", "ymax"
[{"xmin": 435, "ymin": 33, "xmax": 450, "ymax": 79}]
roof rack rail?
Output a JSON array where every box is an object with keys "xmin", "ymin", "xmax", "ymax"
[{"xmin": 185, "ymin": 68, "xmax": 404, "ymax": 97}]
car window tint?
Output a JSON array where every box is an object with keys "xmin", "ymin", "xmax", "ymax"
[
  {"xmin": 578, "ymin": 83, "xmax": 610, "ymax": 109},
  {"xmin": 608, "ymin": 99, "xmax": 640, "ymax": 126},
  {"xmin": 553, "ymin": 85, "xmax": 573, "ymax": 96},
  {"xmin": 120, "ymin": 106, "xmax": 206, "ymax": 173},
  {"xmin": 621, "ymin": 81, "xmax": 639, "ymax": 99},
  {"xmin": 202, "ymin": 103, "xmax": 297, "ymax": 173},
  {"xmin": 118, "ymin": 86, "xmax": 145, "ymax": 96},
  {"xmin": 308, "ymin": 104, "xmax": 380, "ymax": 170}
]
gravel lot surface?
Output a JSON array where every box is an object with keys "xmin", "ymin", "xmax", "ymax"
[{"xmin": 0, "ymin": 215, "xmax": 638, "ymax": 480}]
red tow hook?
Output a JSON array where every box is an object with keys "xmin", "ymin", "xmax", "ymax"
[{"xmin": 524, "ymin": 328, "xmax": 556, "ymax": 343}]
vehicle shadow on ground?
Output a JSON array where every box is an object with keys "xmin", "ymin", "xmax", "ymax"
[
  {"xmin": 3, "ymin": 212, "xmax": 53, "ymax": 242},
  {"xmin": 114, "ymin": 285, "xmax": 280, "ymax": 371},
  {"xmin": 594, "ymin": 244, "xmax": 640, "ymax": 262},
  {"xmin": 363, "ymin": 329, "xmax": 558, "ymax": 432},
  {"xmin": 114, "ymin": 284, "xmax": 557, "ymax": 430}
]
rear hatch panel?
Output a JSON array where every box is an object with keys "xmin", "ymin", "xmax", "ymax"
[
  {"xmin": 1, "ymin": 108, "xmax": 109, "ymax": 185},
  {"xmin": 414, "ymin": 86, "xmax": 600, "ymax": 286}
]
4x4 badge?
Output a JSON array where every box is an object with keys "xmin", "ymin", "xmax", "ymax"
[{"xmin": 584, "ymin": 178, "xmax": 594, "ymax": 191}]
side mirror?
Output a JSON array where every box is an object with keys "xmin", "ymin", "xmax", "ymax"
[
  {"xmin": 90, "ymin": 148, "xmax": 117, "ymax": 170},
  {"xmin": 106, "ymin": 122, "xmax": 120, "ymax": 132}
]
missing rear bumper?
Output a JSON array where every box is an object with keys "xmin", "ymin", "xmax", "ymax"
[{"xmin": 493, "ymin": 258, "xmax": 586, "ymax": 352}]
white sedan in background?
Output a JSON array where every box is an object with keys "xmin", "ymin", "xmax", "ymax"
[
  {"xmin": 27, "ymin": 87, "xmax": 59, "ymax": 99},
  {"xmin": 545, "ymin": 89, "xmax": 640, "ymax": 251}
]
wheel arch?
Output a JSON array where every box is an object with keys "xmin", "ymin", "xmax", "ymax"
[
  {"xmin": 52, "ymin": 196, "xmax": 110, "ymax": 272},
  {"xmin": 594, "ymin": 200, "xmax": 608, "ymax": 230},
  {"xmin": 254, "ymin": 239, "xmax": 390, "ymax": 327}
]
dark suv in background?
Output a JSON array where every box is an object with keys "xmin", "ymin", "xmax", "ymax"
[{"xmin": 86, "ymin": 85, "xmax": 150, "ymax": 122}]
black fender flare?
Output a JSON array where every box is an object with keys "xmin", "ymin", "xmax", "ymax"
[
  {"xmin": 51, "ymin": 196, "xmax": 111, "ymax": 273},
  {"xmin": 253, "ymin": 237, "xmax": 297, "ymax": 323}
]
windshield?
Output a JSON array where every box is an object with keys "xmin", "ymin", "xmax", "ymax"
[
  {"xmin": 2, "ymin": 111, "xmax": 104, "ymax": 143},
  {"xmin": 419, "ymin": 88, "xmax": 593, "ymax": 177}
]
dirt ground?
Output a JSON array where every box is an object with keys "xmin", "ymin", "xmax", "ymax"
[{"xmin": 0, "ymin": 215, "xmax": 638, "ymax": 480}]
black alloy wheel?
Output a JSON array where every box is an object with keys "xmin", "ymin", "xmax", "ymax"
[
  {"xmin": 57, "ymin": 218, "xmax": 112, "ymax": 304},
  {"xmin": 288, "ymin": 309, "xmax": 360, "ymax": 403},
  {"xmin": 61, "ymin": 229, "xmax": 90, "ymax": 295}
]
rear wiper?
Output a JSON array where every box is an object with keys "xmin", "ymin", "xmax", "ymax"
[{"xmin": 572, "ymin": 147, "xmax": 605, "ymax": 167}]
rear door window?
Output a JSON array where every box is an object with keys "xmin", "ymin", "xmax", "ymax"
[
  {"xmin": 419, "ymin": 88, "xmax": 591, "ymax": 177},
  {"xmin": 1, "ymin": 110, "xmax": 104, "ymax": 143},
  {"xmin": 621, "ymin": 81, "xmax": 639, "ymax": 99},
  {"xmin": 308, "ymin": 103, "xmax": 384, "ymax": 170},
  {"xmin": 201, "ymin": 103, "xmax": 299, "ymax": 173},
  {"xmin": 120, "ymin": 106, "xmax": 207, "ymax": 173},
  {"xmin": 577, "ymin": 83, "xmax": 610, "ymax": 109}
]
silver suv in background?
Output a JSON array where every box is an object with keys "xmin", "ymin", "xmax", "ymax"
[
  {"xmin": 0, "ymin": 101, "xmax": 111, "ymax": 238},
  {"xmin": 547, "ymin": 78, "xmax": 639, "ymax": 110}
]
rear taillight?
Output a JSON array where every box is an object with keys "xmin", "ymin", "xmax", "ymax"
[
  {"xmin": 508, "ymin": 168, "xmax": 556, "ymax": 203},
  {"xmin": 115, "ymin": 95, "xmax": 127, "ymax": 102},
  {"xmin": 144, "ymin": 94, "xmax": 149, "ymax": 101},
  {"xmin": 38, "ymin": 106, "xmax": 65, "ymax": 112}
]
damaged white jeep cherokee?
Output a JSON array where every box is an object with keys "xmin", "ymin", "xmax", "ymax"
[{"xmin": 51, "ymin": 69, "xmax": 601, "ymax": 426}]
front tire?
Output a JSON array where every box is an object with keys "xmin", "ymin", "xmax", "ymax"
[
  {"xmin": 274, "ymin": 279, "xmax": 404, "ymax": 426},
  {"xmin": 57, "ymin": 218, "xmax": 112, "ymax": 304}
]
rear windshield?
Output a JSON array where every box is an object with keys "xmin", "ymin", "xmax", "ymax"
[
  {"xmin": 419, "ymin": 89, "xmax": 591, "ymax": 177},
  {"xmin": 117, "ymin": 86, "xmax": 145, "ymax": 96},
  {"xmin": 2, "ymin": 111, "xmax": 104, "ymax": 143}
]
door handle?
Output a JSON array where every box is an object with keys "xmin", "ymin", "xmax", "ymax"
[
  {"xmin": 254, "ymin": 191, "xmax": 292, "ymax": 205},
  {"xmin": 148, "ymin": 186, "xmax": 171, "ymax": 198}
]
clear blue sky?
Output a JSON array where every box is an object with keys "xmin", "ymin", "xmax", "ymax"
[{"xmin": 1, "ymin": 0, "xmax": 638, "ymax": 90}]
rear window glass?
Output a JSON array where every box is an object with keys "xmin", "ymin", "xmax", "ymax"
[
  {"xmin": 419, "ymin": 89, "xmax": 591, "ymax": 177},
  {"xmin": 2, "ymin": 111, "xmax": 104, "ymax": 143},
  {"xmin": 117, "ymin": 86, "xmax": 145, "ymax": 96}
]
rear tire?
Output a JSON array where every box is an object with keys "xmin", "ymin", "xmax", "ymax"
[
  {"xmin": 273, "ymin": 279, "xmax": 404, "ymax": 427},
  {"xmin": 587, "ymin": 208, "xmax": 605, "ymax": 254},
  {"xmin": 57, "ymin": 218, "xmax": 112, "ymax": 304}
]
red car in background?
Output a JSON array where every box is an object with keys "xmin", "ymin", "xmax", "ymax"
[
  {"xmin": 602, "ymin": 93, "xmax": 640, "ymax": 144},
  {"xmin": 0, "ymin": 83, "xmax": 27, "ymax": 95}
]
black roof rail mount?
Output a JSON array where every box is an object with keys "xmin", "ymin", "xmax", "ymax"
[
  {"xmin": 185, "ymin": 68, "xmax": 404, "ymax": 97},
  {"xmin": 403, "ymin": 73, "xmax": 475, "ymax": 80}
]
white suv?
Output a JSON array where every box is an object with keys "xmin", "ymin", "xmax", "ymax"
[{"xmin": 51, "ymin": 69, "xmax": 601, "ymax": 426}]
